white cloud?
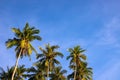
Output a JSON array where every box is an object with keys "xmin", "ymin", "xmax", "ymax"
[
  {"xmin": 89, "ymin": 17, "xmax": 120, "ymax": 80},
  {"xmin": 95, "ymin": 17, "xmax": 120, "ymax": 47}
]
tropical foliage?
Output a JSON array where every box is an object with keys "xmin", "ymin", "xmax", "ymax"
[
  {"xmin": 67, "ymin": 46, "xmax": 92, "ymax": 80},
  {"xmin": 5, "ymin": 23, "xmax": 41, "ymax": 80},
  {"xmin": 27, "ymin": 63, "xmax": 46, "ymax": 80},
  {"xmin": 0, "ymin": 23, "xmax": 93, "ymax": 80},
  {"xmin": 36, "ymin": 44, "xmax": 63, "ymax": 80},
  {"xmin": 0, "ymin": 65, "xmax": 27, "ymax": 80},
  {"xmin": 50, "ymin": 66, "xmax": 67, "ymax": 80}
]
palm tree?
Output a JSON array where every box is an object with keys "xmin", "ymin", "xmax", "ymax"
[
  {"xmin": 78, "ymin": 62, "xmax": 93, "ymax": 80},
  {"xmin": 68, "ymin": 62, "xmax": 93, "ymax": 80},
  {"xmin": 0, "ymin": 66, "xmax": 13, "ymax": 80},
  {"xmin": 36, "ymin": 44, "xmax": 63, "ymax": 80},
  {"xmin": 15, "ymin": 65, "xmax": 27, "ymax": 80},
  {"xmin": 50, "ymin": 66, "xmax": 67, "ymax": 80},
  {"xmin": 67, "ymin": 45, "xmax": 86, "ymax": 80},
  {"xmin": 0, "ymin": 65, "xmax": 27, "ymax": 80},
  {"xmin": 6, "ymin": 23, "xmax": 42, "ymax": 80},
  {"xmin": 27, "ymin": 63, "xmax": 46, "ymax": 80}
]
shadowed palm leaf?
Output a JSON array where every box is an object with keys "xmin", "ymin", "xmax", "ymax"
[
  {"xmin": 27, "ymin": 63, "xmax": 46, "ymax": 80},
  {"xmin": 50, "ymin": 66, "xmax": 67, "ymax": 80},
  {"xmin": 0, "ymin": 65, "xmax": 27, "ymax": 80}
]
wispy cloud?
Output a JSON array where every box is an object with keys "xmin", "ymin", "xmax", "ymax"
[
  {"xmin": 88, "ymin": 17, "xmax": 120, "ymax": 80},
  {"xmin": 96, "ymin": 58, "xmax": 120, "ymax": 80},
  {"xmin": 95, "ymin": 17, "xmax": 120, "ymax": 47}
]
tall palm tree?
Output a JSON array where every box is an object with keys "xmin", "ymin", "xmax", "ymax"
[
  {"xmin": 67, "ymin": 45, "xmax": 86, "ymax": 80},
  {"xmin": 68, "ymin": 62, "xmax": 93, "ymax": 80},
  {"xmin": 27, "ymin": 63, "xmax": 46, "ymax": 80},
  {"xmin": 78, "ymin": 62, "xmax": 93, "ymax": 80},
  {"xmin": 6, "ymin": 23, "xmax": 42, "ymax": 80},
  {"xmin": 50, "ymin": 66, "xmax": 67, "ymax": 80},
  {"xmin": 36, "ymin": 44, "xmax": 63, "ymax": 80},
  {"xmin": 0, "ymin": 65, "xmax": 27, "ymax": 80}
]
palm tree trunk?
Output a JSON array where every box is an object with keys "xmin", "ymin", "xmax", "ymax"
[
  {"xmin": 47, "ymin": 64, "xmax": 49, "ymax": 80},
  {"xmin": 74, "ymin": 65, "xmax": 77, "ymax": 80},
  {"xmin": 11, "ymin": 49, "xmax": 22, "ymax": 80}
]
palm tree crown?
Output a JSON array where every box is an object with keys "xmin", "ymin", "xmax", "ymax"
[
  {"xmin": 36, "ymin": 44, "xmax": 63, "ymax": 80},
  {"xmin": 6, "ymin": 23, "xmax": 42, "ymax": 58},
  {"xmin": 5, "ymin": 23, "xmax": 42, "ymax": 80},
  {"xmin": 67, "ymin": 45, "xmax": 86, "ymax": 80},
  {"xmin": 67, "ymin": 45, "xmax": 86, "ymax": 66},
  {"xmin": 0, "ymin": 65, "xmax": 27, "ymax": 80}
]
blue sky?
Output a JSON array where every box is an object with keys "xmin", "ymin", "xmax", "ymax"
[{"xmin": 0, "ymin": 0, "xmax": 120, "ymax": 80}]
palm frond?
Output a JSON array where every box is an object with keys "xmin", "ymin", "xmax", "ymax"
[
  {"xmin": 66, "ymin": 55, "xmax": 72, "ymax": 60},
  {"xmin": 80, "ymin": 54, "xmax": 87, "ymax": 60},
  {"xmin": 51, "ymin": 45, "xmax": 59, "ymax": 51},
  {"xmin": 12, "ymin": 28, "xmax": 23, "ymax": 38},
  {"xmin": 6, "ymin": 38, "xmax": 19, "ymax": 48},
  {"xmin": 53, "ymin": 59, "xmax": 60, "ymax": 65},
  {"xmin": 29, "ymin": 43, "xmax": 38, "ymax": 54},
  {"xmin": 36, "ymin": 54, "xmax": 44, "ymax": 59},
  {"xmin": 29, "ymin": 35, "xmax": 42, "ymax": 41},
  {"xmin": 54, "ymin": 52, "xmax": 64, "ymax": 58},
  {"xmin": 39, "ymin": 47, "xmax": 47, "ymax": 55}
]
